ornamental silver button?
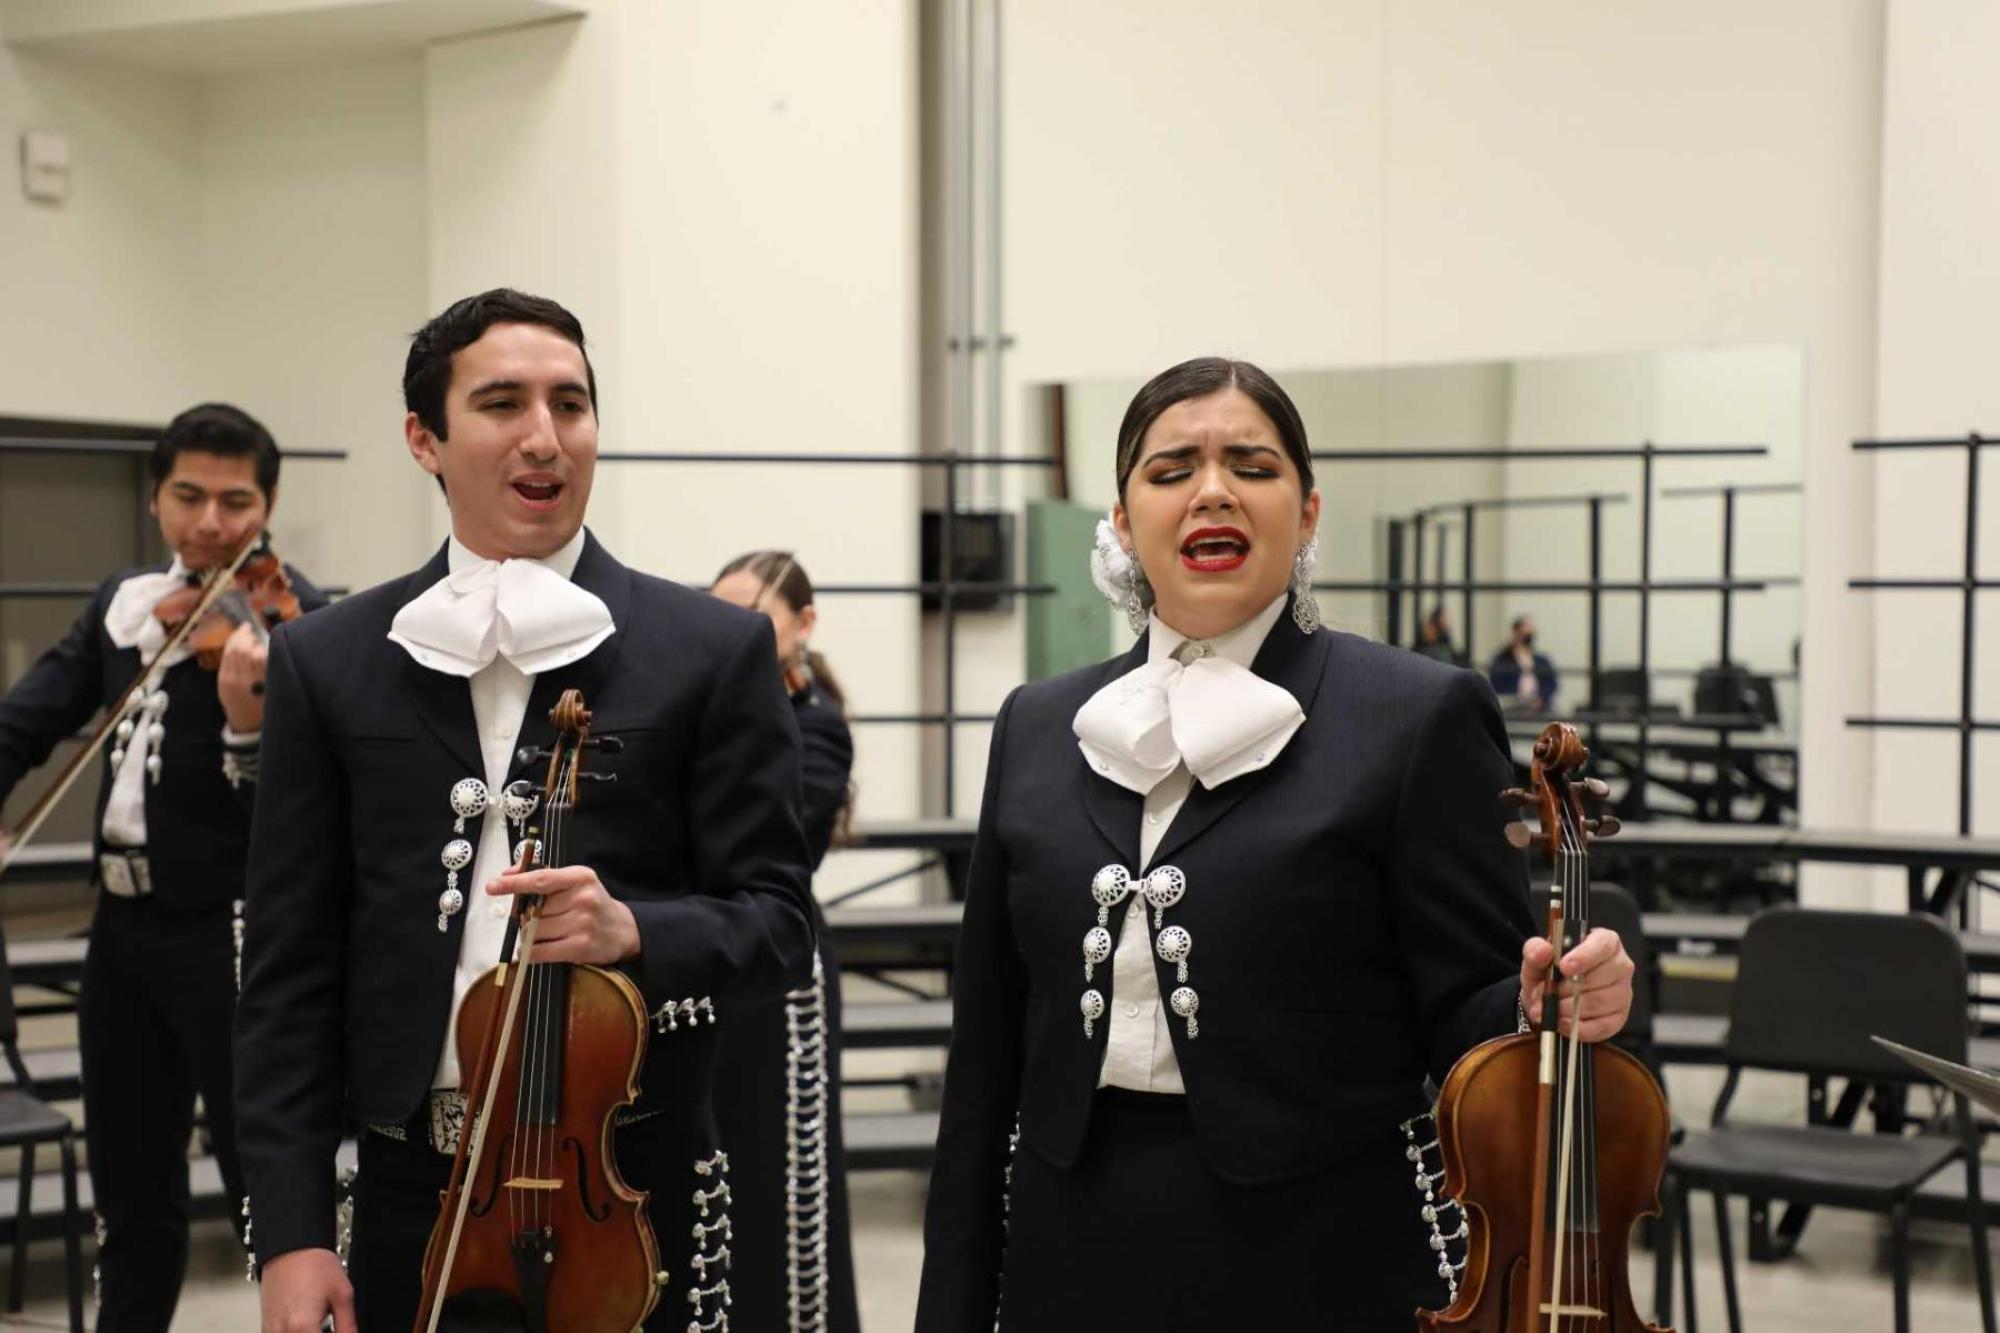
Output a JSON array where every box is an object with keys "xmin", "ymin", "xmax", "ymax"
[
  {"xmin": 437, "ymin": 887, "xmax": 464, "ymax": 918},
  {"xmin": 441, "ymin": 838, "xmax": 474, "ymax": 871},
  {"xmin": 450, "ymin": 778, "xmax": 489, "ymax": 819},
  {"xmin": 513, "ymin": 838, "xmax": 540, "ymax": 868},
  {"xmin": 501, "ymin": 780, "xmax": 539, "ymax": 823},
  {"xmin": 1080, "ymin": 990, "xmax": 1105, "ymax": 1021},
  {"xmin": 1155, "ymin": 925, "xmax": 1192, "ymax": 964},
  {"xmin": 1091, "ymin": 864, "xmax": 1132, "ymax": 907},
  {"xmin": 1170, "ymin": 986, "xmax": 1200, "ymax": 1018},
  {"xmin": 1082, "ymin": 927, "xmax": 1112, "ymax": 965},
  {"xmin": 1142, "ymin": 864, "xmax": 1186, "ymax": 911}
]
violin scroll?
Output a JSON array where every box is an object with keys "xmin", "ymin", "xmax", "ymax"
[{"xmin": 1505, "ymin": 723, "xmax": 1617, "ymax": 863}]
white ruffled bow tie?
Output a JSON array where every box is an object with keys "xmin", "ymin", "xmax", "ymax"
[
  {"xmin": 1073, "ymin": 650, "xmax": 1305, "ymax": 794},
  {"xmin": 388, "ymin": 557, "xmax": 615, "ymax": 677},
  {"xmin": 103, "ymin": 565, "xmax": 194, "ymax": 668}
]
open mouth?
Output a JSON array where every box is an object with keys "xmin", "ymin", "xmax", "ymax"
[
  {"xmin": 1180, "ymin": 527, "xmax": 1249, "ymax": 572},
  {"xmin": 511, "ymin": 478, "xmax": 564, "ymax": 511}
]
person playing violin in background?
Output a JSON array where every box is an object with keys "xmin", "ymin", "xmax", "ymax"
[
  {"xmin": 235, "ymin": 289, "xmax": 815, "ymax": 1333},
  {"xmin": 0, "ymin": 403, "xmax": 326, "ymax": 1332}
]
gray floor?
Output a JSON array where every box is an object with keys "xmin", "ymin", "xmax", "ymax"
[{"xmin": 0, "ymin": 1071, "xmax": 1991, "ymax": 1330}]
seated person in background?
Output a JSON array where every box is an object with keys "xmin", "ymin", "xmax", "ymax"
[
  {"xmin": 1489, "ymin": 614, "xmax": 1558, "ymax": 713},
  {"xmin": 1413, "ymin": 605, "xmax": 1460, "ymax": 664}
]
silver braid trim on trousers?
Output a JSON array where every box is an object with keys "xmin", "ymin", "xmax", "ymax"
[
  {"xmin": 691, "ymin": 1149, "xmax": 733, "ymax": 1332},
  {"xmin": 783, "ymin": 949, "xmax": 830, "ymax": 1333}
]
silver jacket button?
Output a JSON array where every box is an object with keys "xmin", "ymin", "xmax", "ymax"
[
  {"xmin": 1169, "ymin": 985, "xmax": 1201, "ymax": 1039},
  {"xmin": 1082, "ymin": 926, "xmax": 1112, "ymax": 982},
  {"xmin": 1080, "ymin": 988, "xmax": 1106, "ymax": 1039},
  {"xmin": 1155, "ymin": 925, "xmax": 1193, "ymax": 983},
  {"xmin": 449, "ymin": 778, "xmax": 489, "ymax": 820}
]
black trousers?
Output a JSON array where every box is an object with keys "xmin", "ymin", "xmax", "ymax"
[
  {"xmin": 349, "ymin": 1114, "xmax": 727, "ymax": 1333},
  {"xmin": 78, "ymin": 894, "xmax": 246, "ymax": 1333},
  {"xmin": 998, "ymin": 1090, "xmax": 1447, "ymax": 1332},
  {"xmin": 708, "ymin": 946, "xmax": 860, "ymax": 1333}
]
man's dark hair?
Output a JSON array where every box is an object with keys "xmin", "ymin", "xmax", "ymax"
[
  {"xmin": 150, "ymin": 403, "xmax": 280, "ymax": 501},
  {"xmin": 1113, "ymin": 356, "xmax": 1314, "ymax": 498},
  {"xmin": 403, "ymin": 288, "xmax": 597, "ymax": 440}
]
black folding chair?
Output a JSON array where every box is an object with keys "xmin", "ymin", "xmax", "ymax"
[
  {"xmin": 0, "ymin": 918, "xmax": 83, "ymax": 1333},
  {"xmin": 1590, "ymin": 882, "xmax": 1661, "ymax": 1077},
  {"xmin": 1654, "ymin": 908, "xmax": 1996, "ymax": 1333}
]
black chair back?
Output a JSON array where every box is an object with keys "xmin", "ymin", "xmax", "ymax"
[
  {"xmin": 1727, "ymin": 908, "xmax": 1967, "ymax": 1081},
  {"xmin": 0, "ymin": 919, "xmax": 30, "ymax": 1091},
  {"xmin": 1595, "ymin": 667, "xmax": 1650, "ymax": 714},
  {"xmin": 1589, "ymin": 881, "xmax": 1655, "ymax": 1041},
  {"xmin": 1695, "ymin": 664, "xmax": 1781, "ymax": 726}
]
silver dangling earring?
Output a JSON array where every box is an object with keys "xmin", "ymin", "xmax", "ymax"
[
  {"xmin": 1291, "ymin": 539, "xmax": 1322, "ymax": 636},
  {"xmin": 1121, "ymin": 558, "xmax": 1153, "ymax": 635},
  {"xmin": 1090, "ymin": 516, "xmax": 1154, "ymax": 635}
]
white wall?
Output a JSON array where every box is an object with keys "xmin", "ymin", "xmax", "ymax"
[
  {"xmin": 0, "ymin": 44, "xmax": 204, "ymax": 422},
  {"xmin": 967, "ymin": 0, "xmax": 1884, "ymax": 898},
  {"xmin": 1870, "ymin": 0, "xmax": 2000, "ymax": 906},
  {"xmin": 199, "ymin": 55, "xmax": 431, "ymax": 589},
  {"xmin": 426, "ymin": 3, "xmax": 923, "ymax": 899}
]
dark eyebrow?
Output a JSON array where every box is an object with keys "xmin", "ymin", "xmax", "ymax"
[
  {"xmin": 1140, "ymin": 441, "xmax": 1282, "ymax": 466},
  {"xmin": 465, "ymin": 377, "xmax": 592, "ymax": 403},
  {"xmin": 169, "ymin": 481, "xmax": 258, "ymax": 500}
]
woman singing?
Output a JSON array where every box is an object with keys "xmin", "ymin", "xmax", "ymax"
[
  {"xmin": 915, "ymin": 358, "xmax": 1636, "ymax": 1330},
  {"xmin": 710, "ymin": 550, "xmax": 861, "ymax": 1333}
]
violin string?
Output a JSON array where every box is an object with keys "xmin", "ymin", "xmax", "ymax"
[
  {"xmin": 1556, "ymin": 785, "xmax": 1600, "ymax": 1325},
  {"xmin": 1552, "ymin": 794, "xmax": 1586, "ymax": 1330},
  {"xmin": 534, "ymin": 745, "xmax": 576, "ymax": 1237},
  {"xmin": 1552, "ymin": 792, "xmax": 1584, "ymax": 1320}
]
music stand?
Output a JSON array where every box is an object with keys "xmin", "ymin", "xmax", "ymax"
[{"xmin": 1872, "ymin": 1035, "xmax": 2000, "ymax": 1115}]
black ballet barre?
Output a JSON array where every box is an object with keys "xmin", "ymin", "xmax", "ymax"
[
  {"xmin": 0, "ymin": 437, "xmax": 347, "ymax": 461},
  {"xmin": 1315, "ymin": 578, "xmax": 1778, "ymax": 594},
  {"xmin": 1845, "ymin": 433, "xmax": 1997, "ymax": 870},
  {"xmin": 0, "ymin": 582, "xmax": 351, "ymax": 600},
  {"xmin": 1322, "ymin": 443, "xmax": 1778, "ymax": 819},
  {"xmin": 1311, "ymin": 444, "xmax": 1765, "ymax": 462},
  {"xmin": 602, "ymin": 447, "xmax": 1059, "ymax": 814},
  {"xmin": 1390, "ymin": 491, "xmax": 1629, "ymax": 655},
  {"xmin": 599, "ymin": 449, "xmax": 1057, "ymax": 467}
]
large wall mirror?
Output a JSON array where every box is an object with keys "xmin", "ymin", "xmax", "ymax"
[{"xmin": 1052, "ymin": 345, "xmax": 1803, "ymax": 829}]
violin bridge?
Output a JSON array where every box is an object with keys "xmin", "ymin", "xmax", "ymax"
[
  {"xmin": 1538, "ymin": 1303, "xmax": 1606, "ymax": 1318},
  {"xmin": 503, "ymin": 1176, "xmax": 564, "ymax": 1192}
]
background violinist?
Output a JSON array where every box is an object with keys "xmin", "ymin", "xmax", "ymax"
[{"xmin": 0, "ymin": 403, "xmax": 326, "ymax": 1333}]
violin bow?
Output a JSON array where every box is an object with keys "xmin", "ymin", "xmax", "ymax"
[{"xmin": 0, "ymin": 533, "xmax": 268, "ymax": 884}]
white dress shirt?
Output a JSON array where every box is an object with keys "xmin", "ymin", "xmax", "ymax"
[
  {"xmin": 99, "ymin": 559, "xmax": 191, "ymax": 850},
  {"xmin": 1097, "ymin": 593, "xmax": 1289, "ymax": 1094},
  {"xmin": 419, "ymin": 530, "xmax": 590, "ymax": 1089}
]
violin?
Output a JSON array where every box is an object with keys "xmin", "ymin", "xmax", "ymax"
[
  {"xmin": 1418, "ymin": 722, "xmax": 1672, "ymax": 1333},
  {"xmin": 411, "ymin": 688, "xmax": 664, "ymax": 1333},
  {"xmin": 152, "ymin": 537, "xmax": 303, "ymax": 671},
  {"xmin": 0, "ymin": 533, "xmax": 272, "ymax": 884}
]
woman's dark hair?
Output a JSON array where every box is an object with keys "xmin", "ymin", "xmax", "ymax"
[
  {"xmin": 403, "ymin": 288, "xmax": 597, "ymax": 441},
  {"xmin": 714, "ymin": 550, "xmax": 855, "ymax": 845},
  {"xmin": 150, "ymin": 403, "xmax": 281, "ymax": 502},
  {"xmin": 1114, "ymin": 357, "xmax": 1314, "ymax": 498}
]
